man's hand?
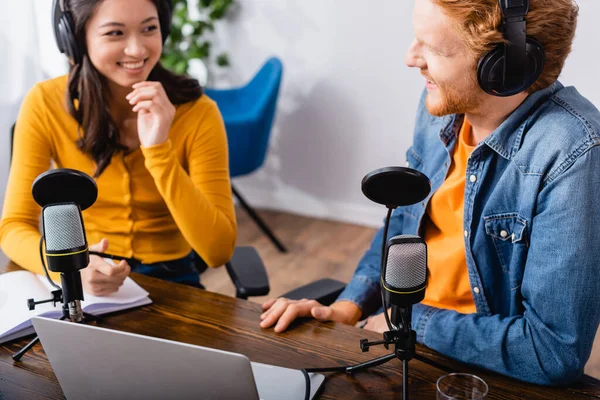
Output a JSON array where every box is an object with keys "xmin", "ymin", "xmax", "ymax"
[
  {"xmin": 362, "ymin": 310, "xmax": 391, "ymax": 333},
  {"xmin": 81, "ymin": 238, "xmax": 131, "ymax": 296},
  {"xmin": 260, "ymin": 298, "xmax": 362, "ymax": 333}
]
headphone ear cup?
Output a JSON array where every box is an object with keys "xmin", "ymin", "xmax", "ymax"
[
  {"xmin": 52, "ymin": 0, "xmax": 64, "ymax": 52},
  {"xmin": 477, "ymin": 37, "xmax": 545, "ymax": 97},
  {"xmin": 53, "ymin": 0, "xmax": 83, "ymax": 66},
  {"xmin": 58, "ymin": 11, "xmax": 82, "ymax": 65}
]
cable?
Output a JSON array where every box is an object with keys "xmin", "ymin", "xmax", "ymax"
[
  {"xmin": 40, "ymin": 236, "xmax": 61, "ymax": 290},
  {"xmin": 301, "ymin": 353, "xmax": 397, "ymax": 397},
  {"xmin": 380, "ymin": 207, "xmax": 396, "ymax": 330},
  {"xmin": 301, "ymin": 368, "xmax": 310, "ymax": 400},
  {"xmin": 305, "ymin": 365, "xmax": 348, "ymax": 373},
  {"xmin": 304, "ymin": 351, "xmax": 397, "ymax": 375}
]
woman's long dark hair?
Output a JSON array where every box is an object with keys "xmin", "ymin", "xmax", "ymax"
[{"xmin": 66, "ymin": 0, "xmax": 203, "ymax": 177}]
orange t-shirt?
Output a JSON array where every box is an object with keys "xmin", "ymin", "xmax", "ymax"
[{"xmin": 421, "ymin": 119, "xmax": 477, "ymax": 314}]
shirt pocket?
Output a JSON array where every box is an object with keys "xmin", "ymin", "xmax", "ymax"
[{"xmin": 483, "ymin": 213, "xmax": 528, "ymax": 289}]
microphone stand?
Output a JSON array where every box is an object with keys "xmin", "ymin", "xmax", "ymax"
[
  {"xmin": 12, "ymin": 239, "xmax": 98, "ymax": 362},
  {"xmin": 305, "ymin": 167, "xmax": 439, "ymax": 399},
  {"xmin": 355, "ymin": 318, "xmax": 450, "ymax": 400},
  {"xmin": 350, "ymin": 205, "xmax": 445, "ymax": 399}
]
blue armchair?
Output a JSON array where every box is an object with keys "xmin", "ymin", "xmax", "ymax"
[{"xmin": 204, "ymin": 57, "xmax": 287, "ymax": 252}]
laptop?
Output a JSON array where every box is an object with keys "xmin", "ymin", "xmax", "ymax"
[{"xmin": 32, "ymin": 316, "xmax": 325, "ymax": 400}]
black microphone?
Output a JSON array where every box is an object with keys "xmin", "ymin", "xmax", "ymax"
[
  {"xmin": 12, "ymin": 169, "xmax": 99, "ymax": 361},
  {"xmin": 304, "ymin": 167, "xmax": 441, "ymax": 398},
  {"xmin": 42, "ymin": 203, "xmax": 89, "ymax": 322},
  {"xmin": 361, "ymin": 166, "xmax": 431, "ymax": 332},
  {"xmin": 382, "ymin": 235, "xmax": 427, "ymax": 332},
  {"xmin": 32, "ymin": 168, "xmax": 98, "ymax": 322}
]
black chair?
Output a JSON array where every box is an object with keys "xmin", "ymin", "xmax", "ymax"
[
  {"xmin": 9, "ymin": 122, "xmax": 346, "ymax": 303},
  {"xmin": 196, "ymin": 247, "xmax": 346, "ymax": 303}
]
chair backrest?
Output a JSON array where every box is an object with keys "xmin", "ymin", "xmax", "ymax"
[
  {"xmin": 237, "ymin": 57, "xmax": 283, "ymax": 176},
  {"xmin": 243, "ymin": 57, "xmax": 283, "ymax": 115},
  {"xmin": 206, "ymin": 57, "xmax": 284, "ymax": 177}
]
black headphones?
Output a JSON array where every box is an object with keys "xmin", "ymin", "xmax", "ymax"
[
  {"xmin": 52, "ymin": 0, "xmax": 173, "ymax": 65},
  {"xmin": 477, "ymin": 0, "xmax": 546, "ymax": 97}
]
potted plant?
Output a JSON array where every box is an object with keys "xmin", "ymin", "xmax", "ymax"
[{"xmin": 161, "ymin": 0, "xmax": 234, "ymax": 85}]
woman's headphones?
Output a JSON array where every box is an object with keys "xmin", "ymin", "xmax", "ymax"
[
  {"xmin": 477, "ymin": 0, "xmax": 546, "ymax": 97},
  {"xmin": 52, "ymin": 0, "xmax": 173, "ymax": 65}
]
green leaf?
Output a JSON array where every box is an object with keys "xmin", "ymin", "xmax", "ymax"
[
  {"xmin": 216, "ymin": 53, "xmax": 229, "ymax": 67},
  {"xmin": 161, "ymin": 0, "xmax": 234, "ymax": 74}
]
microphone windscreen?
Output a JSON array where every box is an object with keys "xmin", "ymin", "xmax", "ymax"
[
  {"xmin": 385, "ymin": 235, "xmax": 427, "ymax": 290},
  {"xmin": 361, "ymin": 167, "xmax": 431, "ymax": 208},
  {"xmin": 43, "ymin": 204, "xmax": 86, "ymax": 251},
  {"xmin": 32, "ymin": 168, "xmax": 98, "ymax": 210}
]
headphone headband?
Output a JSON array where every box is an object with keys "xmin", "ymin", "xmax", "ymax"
[
  {"xmin": 499, "ymin": 0, "xmax": 528, "ymax": 89},
  {"xmin": 500, "ymin": 0, "xmax": 529, "ymax": 19}
]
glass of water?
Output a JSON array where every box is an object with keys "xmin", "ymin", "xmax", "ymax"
[{"xmin": 436, "ymin": 373, "xmax": 488, "ymax": 400}]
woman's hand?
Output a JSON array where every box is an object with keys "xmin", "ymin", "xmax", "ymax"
[
  {"xmin": 260, "ymin": 298, "xmax": 362, "ymax": 333},
  {"xmin": 126, "ymin": 81, "xmax": 176, "ymax": 147},
  {"xmin": 81, "ymin": 238, "xmax": 131, "ymax": 296}
]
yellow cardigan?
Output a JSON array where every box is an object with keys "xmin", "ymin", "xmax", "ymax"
[{"xmin": 0, "ymin": 75, "xmax": 237, "ymax": 278}]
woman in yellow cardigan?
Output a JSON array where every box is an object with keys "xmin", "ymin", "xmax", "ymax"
[{"xmin": 0, "ymin": 0, "xmax": 236, "ymax": 295}]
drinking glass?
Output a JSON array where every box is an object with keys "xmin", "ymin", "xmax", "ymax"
[{"xmin": 436, "ymin": 373, "xmax": 488, "ymax": 400}]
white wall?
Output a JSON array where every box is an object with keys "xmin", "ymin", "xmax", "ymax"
[
  {"xmin": 1, "ymin": 1, "xmax": 599, "ymax": 229},
  {"xmin": 218, "ymin": 0, "xmax": 600, "ymax": 227},
  {"xmin": 0, "ymin": 1, "xmax": 67, "ymax": 207}
]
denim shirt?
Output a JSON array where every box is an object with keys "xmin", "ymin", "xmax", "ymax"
[{"xmin": 337, "ymin": 82, "xmax": 600, "ymax": 385}]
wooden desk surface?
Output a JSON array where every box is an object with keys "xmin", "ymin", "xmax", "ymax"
[{"xmin": 1, "ymin": 262, "xmax": 599, "ymax": 400}]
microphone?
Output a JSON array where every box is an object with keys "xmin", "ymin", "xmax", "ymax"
[
  {"xmin": 359, "ymin": 167, "xmax": 432, "ymax": 400},
  {"xmin": 304, "ymin": 167, "xmax": 442, "ymax": 399},
  {"xmin": 32, "ymin": 168, "xmax": 98, "ymax": 322},
  {"xmin": 42, "ymin": 203, "xmax": 89, "ymax": 322},
  {"xmin": 361, "ymin": 166, "xmax": 431, "ymax": 331},
  {"xmin": 12, "ymin": 169, "xmax": 99, "ymax": 361},
  {"xmin": 383, "ymin": 235, "xmax": 427, "ymax": 332}
]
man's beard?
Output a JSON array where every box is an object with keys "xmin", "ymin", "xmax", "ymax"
[{"xmin": 425, "ymin": 74, "xmax": 483, "ymax": 117}]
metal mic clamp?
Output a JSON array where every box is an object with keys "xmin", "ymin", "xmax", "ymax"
[
  {"xmin": 27, "ymin": 289, "xmax": 63, "ymax": 310},
  {"xmin": 360, "ymin": 338, "xmax": 390, "ymax": 352}
]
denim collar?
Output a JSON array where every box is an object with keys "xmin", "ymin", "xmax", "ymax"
[{"xmin": 438, "ymin": 81, "xmax": 563, "ymax": 160}]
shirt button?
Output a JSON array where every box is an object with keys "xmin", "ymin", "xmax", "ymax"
[
  {"xmin": 500, "ymin": 230, "xmax": 509, "ymax": 238},
  {"xmin": 469, "ymin": 174, "xmax": 477, "ymax": 183},
  {"xmin": 473, "ymin": 287, "xmax": 480, "ymax": 294},
  {"xmin": 464, "ymin": 230, "xmax": 469, "ymax": 238},
  {"xmin": 406, "ymin": 161, "xmax": 410, "ymax": 167}
]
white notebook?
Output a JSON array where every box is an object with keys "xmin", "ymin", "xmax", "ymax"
[{"xmin": 0, "ymin": 266, "xmax": 152, "ymax": 344}]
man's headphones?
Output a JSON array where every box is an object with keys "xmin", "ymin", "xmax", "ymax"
[
  {"xmin": 477, "ymin": 0, "xmax": 546, "ymax": 97},
  {"xmin": 52, "ymin": 0, "xmax": 173, "ymax": 65}
]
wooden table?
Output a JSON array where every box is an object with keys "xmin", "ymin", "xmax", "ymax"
[{"xmin": 1, "ymin": 262, "xmax": 599, "ymax": 399}]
